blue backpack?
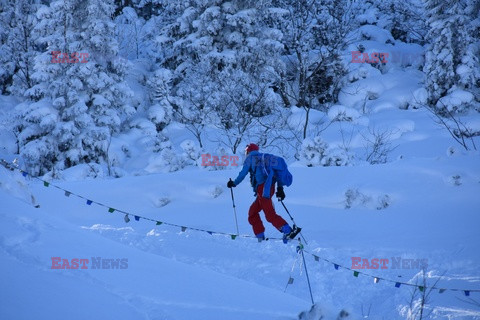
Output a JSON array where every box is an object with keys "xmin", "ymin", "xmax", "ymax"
[{"xmin": 259, "ymin": 153, "xmax": 293, "ymax": 187}]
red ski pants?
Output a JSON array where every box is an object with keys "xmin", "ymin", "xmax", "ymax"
[{"xmin": 248, "ymin": 183, "xmax": 287, "ymax": 235}]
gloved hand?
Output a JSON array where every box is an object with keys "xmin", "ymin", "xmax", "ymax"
[
  {"xmin": 227, "ymin": 180, "xmax": 236, "ymax": 188},
  {"xmin": 276, "ymin": 186, "xmax": 285, "ymax": 201}
]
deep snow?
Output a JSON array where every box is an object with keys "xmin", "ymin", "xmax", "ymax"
[{"xmin": 1, "ymin": 122, "xmax": 480, "ymax": 319}]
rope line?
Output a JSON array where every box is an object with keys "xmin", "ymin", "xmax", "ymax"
[
  {"xmin": 1, "ymin": 159, "xmax": 478, "ymax": 296},
  {"xmin": 302, "ymin": 249, "xmax": 480, "ymax": 295},
  {"xmin": 1, "ymin": 159, "xmax": 284, "ymax": 241}
]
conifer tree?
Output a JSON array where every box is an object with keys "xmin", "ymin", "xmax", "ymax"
[
  {"xmin": 424, "ymin": 0, "xmax": 480, "ymax": 113},
  {"xmin": 16, "ymin": 0, "xmax": 130, "ymax": 175},
  {"xmin": 0, "ymin": 0, "xmax": 41, "ymax": 95}
]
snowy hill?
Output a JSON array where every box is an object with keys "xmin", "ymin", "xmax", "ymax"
[{"xmin": 1, "ymin": 122, "xmax": 479, "ymax": 319}]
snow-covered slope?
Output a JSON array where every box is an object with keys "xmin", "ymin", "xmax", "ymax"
[{"xmin": 1, "ymin": 136, "xmax": 479, "ymax": 319}]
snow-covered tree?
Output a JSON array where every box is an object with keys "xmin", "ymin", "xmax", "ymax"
[
  {"xmin": 0, "ymin": 0, "xmax": 41, "ymax": 95},
  {"xmin": 275, "ymin": 0, "xmax": 354, "ymax": 138},
  {"xmin": 153, "ymin": 0, "xmax": 286, "ymax": 153},
  {"xmin": 159, "ymin": 64, "xmax": 214, "ymax": 148},
  {"xmin": 146, "ymin": 68, "xmax": 174, "ymax": 133},
  {"xmin": 424, "ymin": 0, "xmax": 480, "ymax": 113},
  {"xmin": 211, "ymin": 65, "xmax": 281, "ymax": 153},
  {"xmin": 115, "ymin": 7, "xmax": 144, "ymax": 60},
  {"xmin": 16, "ymin": 0, "xmax": 131, "ymax": 175},
  {"xmin": 0, "ymin": 1, "xmax": 15, "ymax": 94}
]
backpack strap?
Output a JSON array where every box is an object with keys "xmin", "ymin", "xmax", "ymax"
[
  {"xmin": 261, "ymin": 153, "xmax": 268, "ymax": 176},
  {"xmin": 249, "ymin": 154, "xmax": 260, "ymax": 189}
]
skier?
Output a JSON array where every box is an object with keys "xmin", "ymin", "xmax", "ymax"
[{"xmin": 227, "ymin": 143, "xmax": 298, "ymax": 241}]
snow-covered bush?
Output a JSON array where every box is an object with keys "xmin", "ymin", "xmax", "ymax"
[
  {"xmin": 300, "ymin": 137, "xmax": 353, "ymax": 167},
  {"xmin": 145, "ymin": 140, "xmax": 203, "ymax": 173},
  {"xmin": 298, "ymin": 303, "xmax": 351, "ymax": 319},
  {"xmin": 209, "ymin": 185, "xmax": 223, "ymax": 198},
  {"xmin": 128, "ymin": 118, "xmax": 157, "ymax": 136},
  {"xmin": 344, "ymin": 188, "xmax": 391, "ymax": 210},
  {"xmin": 437, "ymin": 89, "xmax": 476, "ymax": 114},
  {"xmin": 449, "ymin": 174, "xmax": 462, "ymax": 186},
  {"xmin": 362, "ymin": 127, "xmax": 397, "ymax": 164},
  {"xmin": 148, "ymin": 102, "xmax": 172, "ymax": 132},
  {"xmin": 299, "ymin": 137, "xmax": 329, "ymax": 167},
  {"xmin": 345, "ymin": 188, "xmax": 370, "ymax": 209},
  {"xmin": 328, "ymin": 105, "xmax": 362, "ymax": 122},
  {"xmin": 146, "ymin": 147, "xmax": 184, "ymax": 173},
  {"xmin": 322, "ymin": 148, "xmax": 355, "ymax": 167},
  {"xmin": 152, "ymin": 196, "xmax": 171, "ymax": 208},
  {"xmin": 346, "ymin": 65, "xmax": 377, "ymax": 83},
  {"xmin": 180, "ymin": 140, "xmax": 201, "ymax": 166}
]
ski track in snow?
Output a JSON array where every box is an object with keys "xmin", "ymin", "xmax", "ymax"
[{"xmin": 0, "ymin": 213, "xmax": 44, "ymax": 268}]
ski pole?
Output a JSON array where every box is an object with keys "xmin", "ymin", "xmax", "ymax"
[
  {"xmin": 229, "ymin": 178, "xmax": 240, "ymax": 235},
  {"xmin": 297, "ymin": 240, "xmax": 315, "ymax": 306},
  {"xmin": 280, "ymin": 200, "xmax": 308, "ymax": 245}
]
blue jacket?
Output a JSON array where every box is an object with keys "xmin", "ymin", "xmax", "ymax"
[{"xmin": 233, "ymin": 151, "xmax": 276, "ymax": 198}]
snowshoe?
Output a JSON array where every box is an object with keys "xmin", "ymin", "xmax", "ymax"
[{"xmin": 283, "ymin": 225, "xmax": 302, "ymax": 243}]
